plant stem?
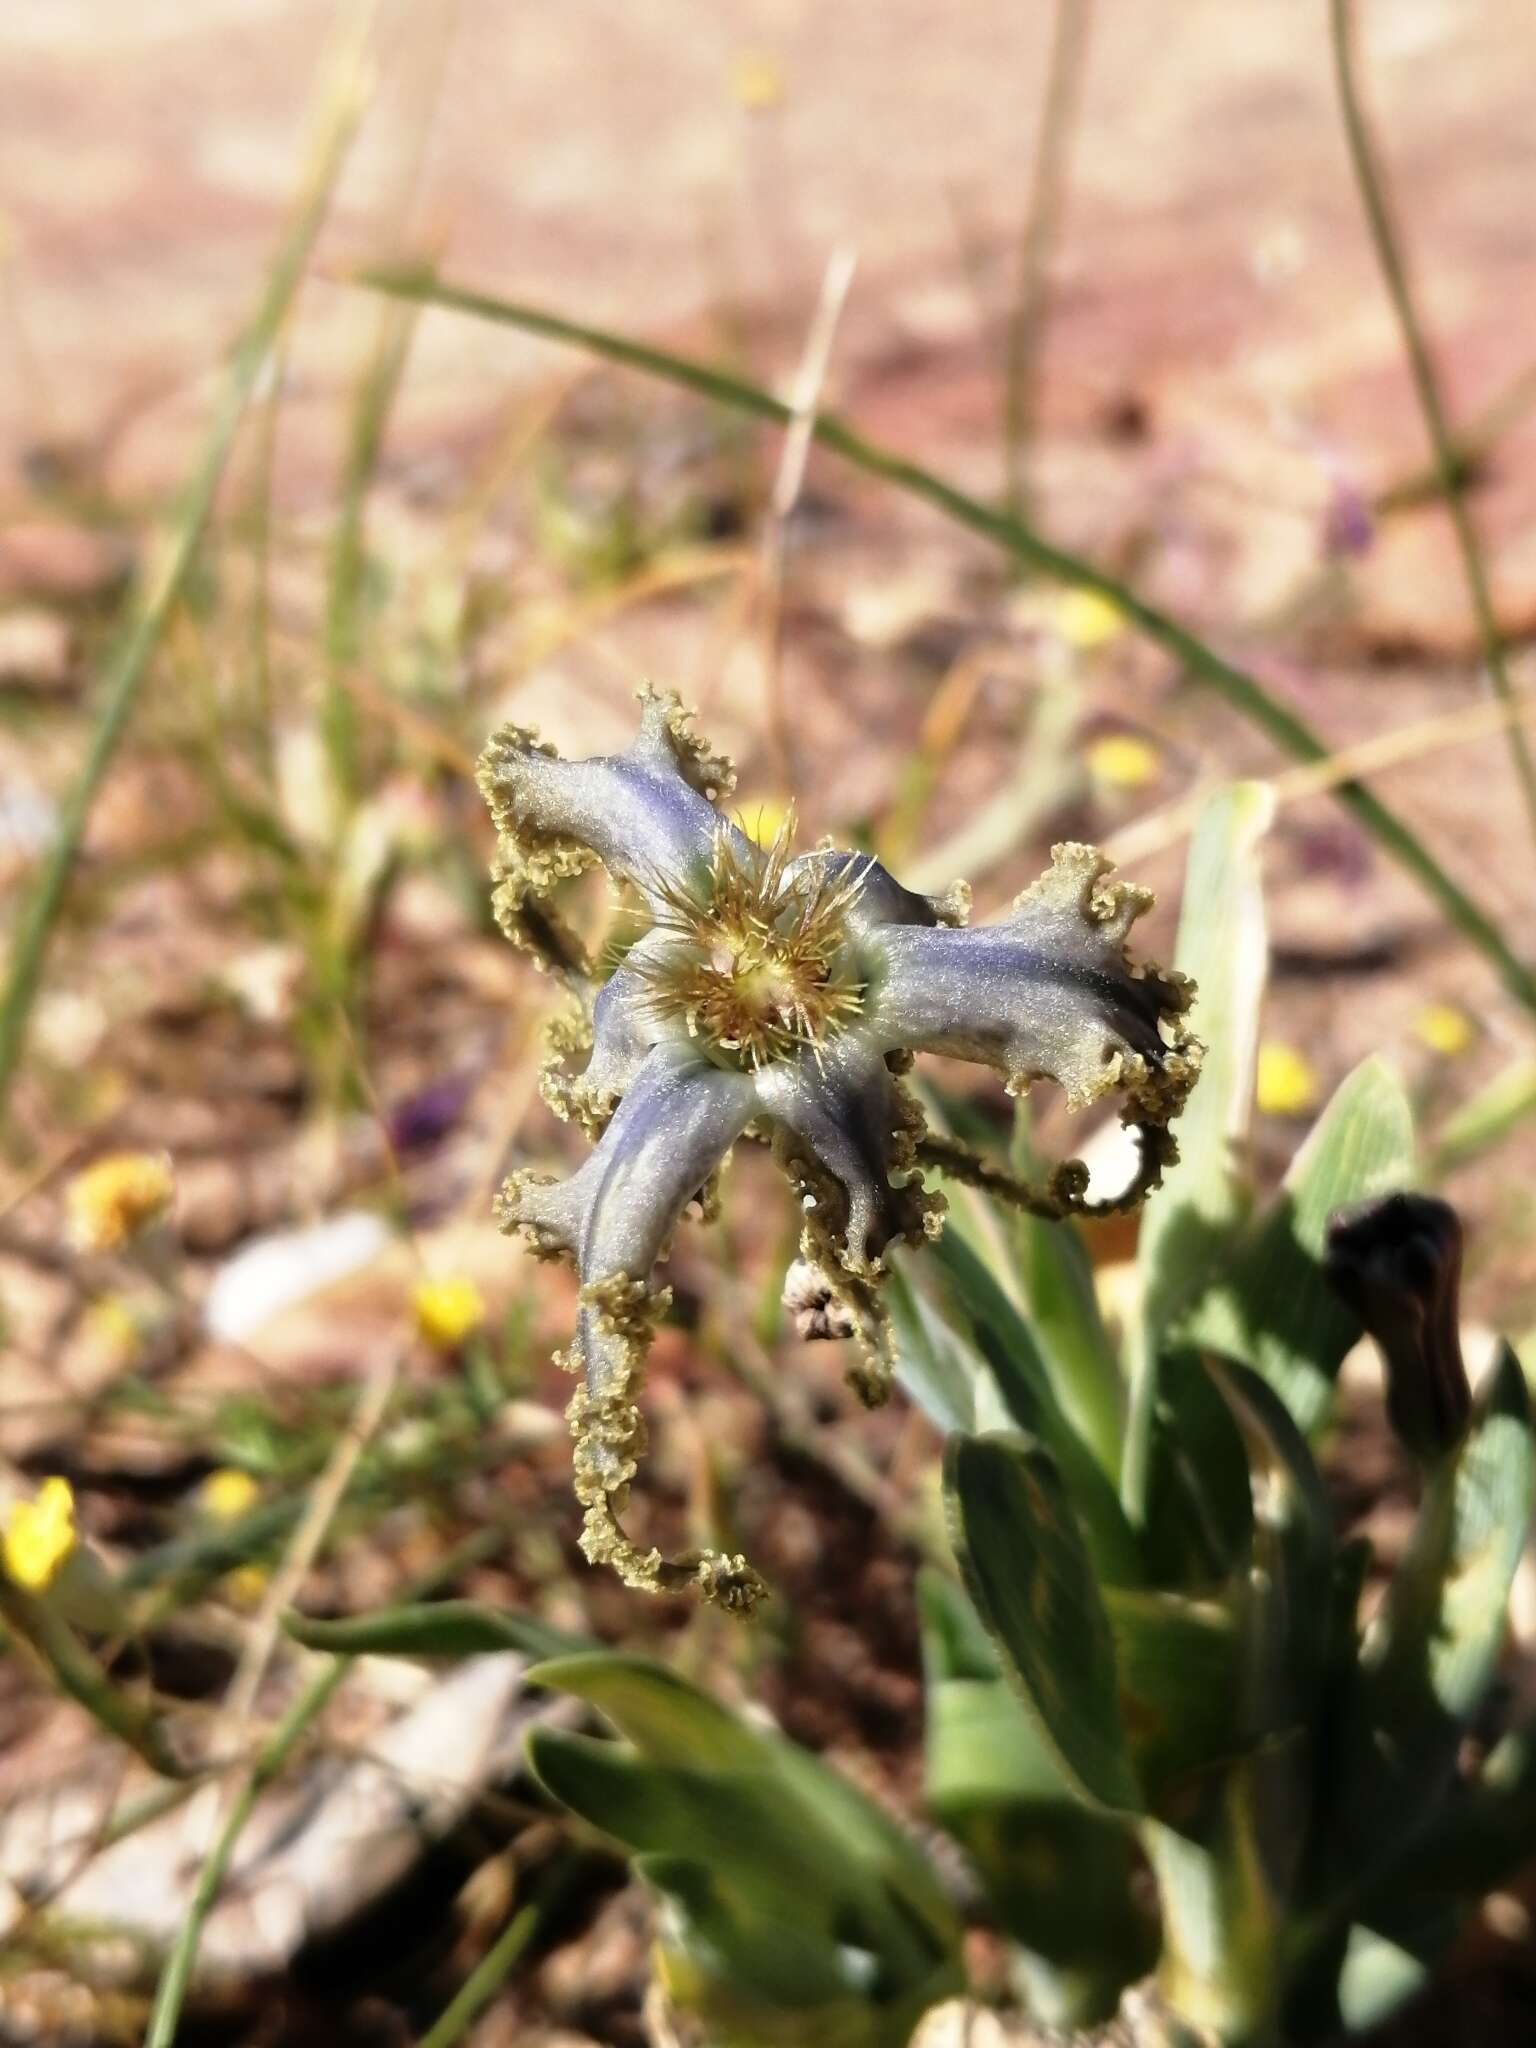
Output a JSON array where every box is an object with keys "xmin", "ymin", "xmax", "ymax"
[
  {"xmin": 143, "ymin": 1659, "xmax": 349, "ymax": 2048},
  {"xmin": 417, "ymin": 1858, "xmax": 581, "ymax": 2048},
  {"xmin": 1002, "ymin": 0, "xmax": 1091, "ymax": 520},
  {"xmin": 1330, "ymin": 0, "xmax": 1536, "ymax": 856},
  {"xmin": 356, "ymin": 265, "xmax": 1536, "ymax": 1019}
]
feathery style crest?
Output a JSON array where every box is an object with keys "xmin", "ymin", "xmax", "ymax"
[{"xmin": 480, "ymin": 689, "xmax": 1201, "ymax": 1609}]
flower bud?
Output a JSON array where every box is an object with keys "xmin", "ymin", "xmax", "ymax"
[{"xmin": 1324, "ymin": 1191, "xmax": 1471, "ymax": 1460}]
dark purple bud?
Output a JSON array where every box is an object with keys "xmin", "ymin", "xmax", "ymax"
[
  {"xmin": 1324, "ymin": 1192, "xmax": 1471, "ymax": 1460},
  {"xmin": 1320, "ymin": 473, "xmax": 1375, "ymax": 561},
  {"xmin": 387, "ymin": 1071, "xmax": 475, "ymax": 1153}
]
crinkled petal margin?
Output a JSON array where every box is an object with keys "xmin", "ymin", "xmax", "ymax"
[{"xmin": 497, "ymin": 1042, "xmax": 761, "ymax": 1606}]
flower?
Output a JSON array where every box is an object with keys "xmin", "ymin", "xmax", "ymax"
[
  {"xmin": 1255, "ymin": 1041, "xmax": 1319, "ymax": 1118},
  {"xmin": 1086, "ymin": 733, "xmax": 1160, "ymax": 791},
  {"xmin": 730, "ymin": 49, "xmax": 785, "ymax": 110},
  {"xmin": 4, "ymin": 1476, "xmax": 77, "ymax": 1592},
  {"xmin": 1414, "ymin": 1003, "xmax": 1473, "ymax": 1059},
  {"xmin": 413, "ymin": 1274, "xmax": 487, "ymax": 1353},
  {"xmin": 480, "ymin": 689, "xmax": 1200, "ymax": 1607},
  {"xmin": 1054, "ymin": 587, "xmax": 1125, "ymax": 652},
  {"xmin": 224, "ymin": 1562, "xmax": 270, "ymax": 1609},
  {"xmin": 66, "ymin": 1152, "xmax": 174, "ymax": 1254},
  {"xmin": 199, "ymin": 1467, "xmax": 261, "ymax": 1522}
]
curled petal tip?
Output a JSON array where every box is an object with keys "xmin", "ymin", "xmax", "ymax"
[
  {"xmin": 633, "ymin": 683, "xmax": 738, "ymax": 805},
  {"xmin": 495, "ymin": 1168, "xmax": 579, "ymax": 1263}
]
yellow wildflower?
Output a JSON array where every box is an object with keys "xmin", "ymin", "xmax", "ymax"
[
  {"xmin": 200, "ymin": 1468, "xmax": 260, "ymax": 1522},
  {"xmin": 736, "ymin": 798, "xmax": 792, "ymax": 849},
  {"xmin": 1055, "ymin": 587, "xmax": 1124, "ymax": 652},
  {"xmin": 1257, "ymin": 1041, "xmax": 1320, "ymax": 1118},
  {"xmin": 730, "ymin": 50, "xmax": 784, "ymax": 111},
  {"xmin": 66, "ymin": 1152, "xmax": 174, "ymax": 1254},
  {"xmin": 1414, "ymin": 1003, "xmax": 1473, "ymax": 1059},
  {"xmin": 413, "ymin": 1274, "xmax": 487, "ymax": 1353},
  {"xmin": 81, "ymin": 1296, "xmax": 146, "ymax": 1367},
  {"xmin": 1086, "ymin": 734, "xmax": 1160, "ymax": 791},
  {"xmin": 4, "ymin": 1477, "xmax": 77, "ymax": 1592},
  {"xmin": 224, "ymin": 1563, "xmax": 269, "ymax": 1609}
]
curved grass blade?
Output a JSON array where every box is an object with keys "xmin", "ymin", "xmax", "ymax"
[
  {"xmin": 1330, "ymin": 0, "xmax": 1536, "ymax": 850},
  {"xmin": 0, "ymin": 70, "xmax": 370, "ymax": 1117},
  {"xmin": 355, "ymin": 262, "xmax": 1536, "ymax": 1018}
]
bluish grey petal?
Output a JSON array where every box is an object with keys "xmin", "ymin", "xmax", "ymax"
[
  {"xmin": 865, "ymin": 843, "xmax": 1198, "ymax": 1121},
  {"xmin": 786, "ymin": 849, "xmax": 968, "ymax": 938},
  {"xmin": 575, "ymin": 936, "xmax": 678, "ymax": 1119},
  {"xmin": 497, "ymin": 1043, "xmax": 756, "ymax": 1597},
  {"xmin": 502, "ymin": 1042, "xmax": 754, "ymax": 1370},
  {"xmin": 754, "ymin": 1033, "xmax": 937, "ymax": 1273},
  {"xmin": 569, "ymin": 1044, "xmax": 755, "ymax": 1305},
  {"xmin": 478, "ymin": 687, "xmax": 750, "ymax": 909}
]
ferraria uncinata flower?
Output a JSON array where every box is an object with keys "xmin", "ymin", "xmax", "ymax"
[{"xmin": 481, "ymin": 689, "xmax": 1200, "ymax": 1610}]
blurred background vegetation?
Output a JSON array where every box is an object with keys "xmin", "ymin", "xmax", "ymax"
[{"xmin": 2, "ymin": 2, "xmax": 1536, "ymax": 2042}]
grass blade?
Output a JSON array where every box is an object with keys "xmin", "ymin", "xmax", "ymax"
[
  {"xmin": 0, "ymin": 56, "xmax": 368, "ymax": 1120},
  {"xmin": 144, "ymin": 1661, "xmax": 349, "ymax": 2048},
  {"xmin": 417, "ymin": 1860, "xmax": 582, "ymax": 2048},
  {"xmin": 356, "ymin": 262, "xmax": 1536, "ymax": 1016},
  {"xmin": 1330, "ymin": 0, "xmax": 1536, "ymax": 852}
]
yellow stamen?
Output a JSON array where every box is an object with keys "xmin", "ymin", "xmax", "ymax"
[{"xmin": 637, "ymin": 820, "xmax": 865, "ymax": 1071}]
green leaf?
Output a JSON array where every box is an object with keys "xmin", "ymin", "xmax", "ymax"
[
  {"xmin": 356, "ymin": 264, "xmax": 1536, "ymax": 1020},
  {"xmin": 1206, "ymin": 1360, "xmax": 1334, "ymax": 1732},
  {"xmin": 528, "ymin": 1652, "xmax": 775, "ymax": 1771},
  {"xmin": 1430, "ymin": 1054, "xmax": 1536, "ymax": 1176},
  {"xmin": 1010, "ymin": 1200, "xmax": 1123, "ymax": 1479},
  {"xmin": 916, "ymin": 1233, "xmax": 1141, "ymax": 1586},
  {"xmin": 282, "ymin": 1599, "xmax": 582, "ymax": 1665},
  {"xmin": 637, "ymin": 1856, "xmax": 875, "ymax": 2012},
  {"xmin": 528, "ymin": 1653, "xmax": 959, "ymax": 1967},
  {"xmin": 1125, "ymin": 783, "xmax": 1274, "ymax": 1526},
  {"xmin": 944, "ymin": 1432, "xmax": 1142, "ymax": 1814},
  {"xmin": 1207, "ymin": 1361, "xmax": 1336, "ymax": 1901},
  {"xmin": 918, "ymin": 1570, "xmax": 1068, "ymax": 1807},
  {"xmin": 887, "ymin": 1257, "xmax": 980, "ymax": 1437},
  {"xmin": 916, "ymin": 1574, "xmax": 1150, "ymax": 2029},
  {"xmin": 1187, "ymin": 1056, "xmax": 1416, "ymax": 1435},
  {"xmin": 1318, "ymin": 1346, "xmax": 1534, "ymax": 1896},
  {"xmin": 1138, "ymin": 783, "xmax": 1275, "ymax": 1331},
  {"xmin": 640, "ymin": 1855, "xmax": 952, "ymax": 2048},
  {"xmin": 529, "ymin": 1729, "xmax": 840, "ymax": 1922},
  {"xmin": 1142, "ymin": 1346, "xmax": 1255, "ymax": 1586},
  {"xmin": 1101, "ymin": 1586, "xmax": 1239, "ymax": 1793}
]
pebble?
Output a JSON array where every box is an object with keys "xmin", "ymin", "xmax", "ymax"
[{"xmin": 0, "ymin": 608, "xmax": 73, "ymax": 691}]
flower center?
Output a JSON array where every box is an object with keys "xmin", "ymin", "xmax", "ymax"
[{"xmin": 636, "ymin": 825, "xmax": 865, "ymax": 1070}]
